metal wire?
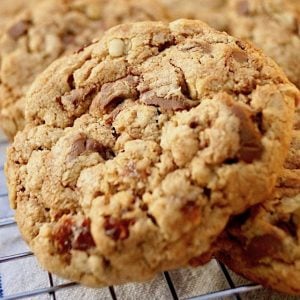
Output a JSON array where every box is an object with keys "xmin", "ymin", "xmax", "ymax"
[
  {"xmin": 163, "ymin": 272, "xmax": 179, "ymax": 300},
  {"xmin": 0, "ymin": 138, "xmax": 264, "ymax": 300},
  {"xmin": 1, "ymin": 282, "xmax": 78, "ymax": 300}
]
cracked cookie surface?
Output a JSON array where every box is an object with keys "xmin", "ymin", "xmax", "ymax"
[
  {"xmin": 6, "ymin": 20, "xmax": 298, "ymax": 287},
  {"xmin": 227, "ymin": 0, "xmax": 300, "ymax": 89},
  {"xmin": 215, "ymin": 108, "xmax": 300, "ymax": 295},
  {"xmin": 0, "ymin": 0, "xmax": 168, "ymax": 140}
]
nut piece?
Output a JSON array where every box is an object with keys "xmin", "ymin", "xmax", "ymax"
[{"xmin": 108, "ymin": 39, "xmax": 125, "ymax": 57}]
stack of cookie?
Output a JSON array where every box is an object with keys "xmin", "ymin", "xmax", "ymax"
[{"xmin": 1, "ymin": 0, "xmax": 300, "ymax": 296}]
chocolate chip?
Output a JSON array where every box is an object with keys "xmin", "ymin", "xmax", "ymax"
[
  {"xmin": 231, "ymin": 49, "xmax": 248, "ymax": 63},
  {"xmin": 52, "ymin": 217, "xmax": 95, "ymax": 253},
  {"xmin": 236, "ymin": 0, "xmax": 249, "ymax": 15},
  {"xmin": 68, "ymin": 134, "xmax": 114, "ymax": 160},
  {"xmin": 52, "ymin": 217, "xmax": 73, "ymax": 253},
  {"xmin": 72, "ymin": 218, "xmax": 96, "ymax": 251},
  {"xmin": 181, "ymin": 201, "xmax": 201, "ymax": 223},
  {"xmin": 60, "ymin": 86, "xmax": 96, "ymax": 112},
  {"xmin": 91, "ymin": 76, "xmax": 139, "ymax": 114},
  {"xmin": 86, "ymin": 138, "xmax": 115, "ymax": 160},
  {"xmin": 104, "ymin": 217, "xmax": 135, "ymax": 241},
  {"xmin": 231, "ymin": 104, "xmax": 263, "ymax": 163},
  {"xmin": 8, "ymin": 20, "xmax": 30, "ymax": 40},
  {"xmin": 246, "ymin": 234, "xmax": 283, "ymax": 261},
  {"xmin": 141, "ymin": 94, "xmax": 197, "ymax": 111},
  {"xmin": 61, "ymin": 89, "xmax": 85, "ymax": 107},
  {"xmin": 69, "ymin": 135, "xmax": 87, "ymax": 159},
  {"xmin": 85, "ymin": 138, "xmax": 102, "ymax": 151}
]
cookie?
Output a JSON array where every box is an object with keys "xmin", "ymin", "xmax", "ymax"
[
  {"xmin": 215, "ymin": 108, "xmax": 300, "ymax": 295},
  {"xmin": 227, "ymin": 0, "xmax": 300, "ymax": 88},
  {"xmin": 0, "ymin": 0, "xmax": 33, "ymax": 33},
  {"xmin": 158, "ymin": 0, "xmax": 229, "ymax": 31},
  {"xmin": 0, "ymin": 0, "xmax": 168, "ymax": 140},
  {"xmin": 6, "ymin": 20, "xmax": 298, "ymax": 287}
]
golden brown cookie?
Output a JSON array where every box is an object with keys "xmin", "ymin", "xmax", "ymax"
[
  {"xmin": 6, "ymin": 20, "xmax": 298, "ymax": 287},
  {"xmin": 0, "ymin": 0, "xmax": 33, "ymax": 32},
  {"xmin": 215, "ymin": 107, "xmax": 300, "ymax": 295},
  {"xmin": 0, "ymin": 0, "xmax": 168, "ymax": 140},
  {"xmin": 158, "ymin": 0, "xmax": 229, "ymax": 30},
  {"xmin": 227, "ymin": 0, "xmax": 300, "ymax": 88}
]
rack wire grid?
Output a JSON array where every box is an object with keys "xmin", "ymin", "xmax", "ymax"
[{"xmin": 0, "ymin": 133, "xmax": 294, "ymax": 300}]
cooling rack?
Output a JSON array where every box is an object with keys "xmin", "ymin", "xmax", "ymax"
[{"xmin": 0, "ymin": 133, "xmax": 279, "ymax": 300}]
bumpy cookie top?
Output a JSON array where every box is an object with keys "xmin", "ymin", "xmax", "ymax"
[
  {"xmin": 228, "ymin": 0, "xmax": 300, "ymax": 88},
  {"xmin": 158, "ymin": 0, "xmax": 229, "ymax": 31},
  {"xmin": 216, "ymin": 109, "xmax": 300, "ymax": 295},
  {"xmin": 0, "ymin": 0, "xmax": 168, "ymax": 139},
  {"xmin": 6, "ymin": 20, "xmax": 298, "ymax": 286}
]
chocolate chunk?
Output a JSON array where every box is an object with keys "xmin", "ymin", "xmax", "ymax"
[
  {"xmin": 231, "ymin": 104, "xmax": 263, "ymax": 163},
  {"xmin": 141, "ymin": 93, "xmax": 197, "ymax": 111},
  {"xmin": 106, "ymin": 103, "xmax": 126, "ymax": 125},
  {"xmin": 72, "ymin": 218, "xmax": 96, "ymax": 251},
  {"xmin": 246, "ymin": 234, "xmax": 283, "ymax": 261},
  {"xmin": 61, "ymin": 88, "xmax": 87, "ymax": 107},
  {"xmin": 86, "ymin": 138, "xmax": 115, "ymax": 160},
  {"xmin": 236, "ymin": 0, "xmax": 249, "ymax": 15},
  {"xmin": 69, "ymin": 135, "xmax": 87, "ymax": 159},
  {"xmin": 231, "ymin": 49, "xmax": 248, "ymax": 63},
  {"xmin": 8, "ymin": 20, "xmax": 30, "ymax": 40},
  {"xmin": 68, "ymin": 134, "xmax": 114, "ymax": 160},
  {"xmin": 104, "ymin": 217, "xmax": 135, "ymax": 241},
  {"xmin": 52, "ymin": 217, "xmax": 95, "ymax": 253},
  {"xmin": 68, "ymin": 134, "xmax": 87, "ymax": 160},
  {"xmin": 181, "ymin": 201, "xmax": 201, "ymax": 223},
  {"xmin": 52, "ymin": 217, "xmax": 73, "ymax": 253},
  {"xmin": 91, "ymin": 76, "xmax": 139, "ymax": 113}
]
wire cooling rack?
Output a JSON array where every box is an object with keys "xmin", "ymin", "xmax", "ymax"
[{"xmin": 0, "ymin": 133, "xmax": 286, "ymax": 300}]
